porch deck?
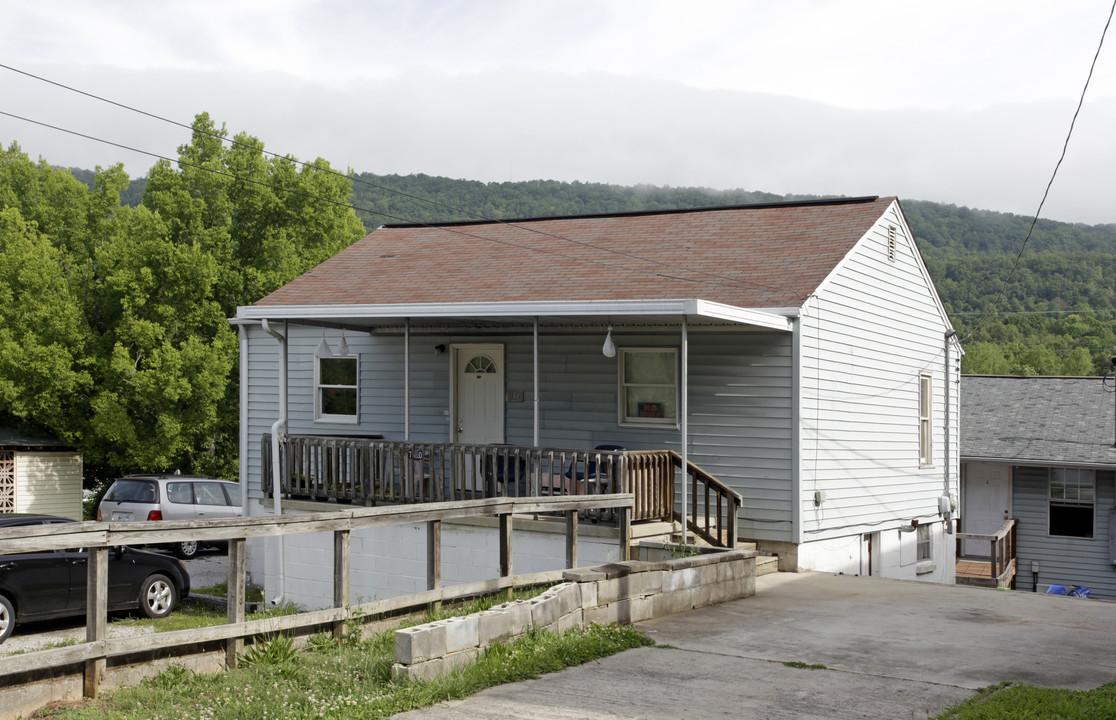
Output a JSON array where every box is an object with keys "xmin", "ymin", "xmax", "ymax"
[
  {"xmin": 954, "ymin": 518, "xmax": 1017, "ymax": 589},
  {"xmin": 261, "ymin": 434, "xmax": 743, "ymax": 548}
]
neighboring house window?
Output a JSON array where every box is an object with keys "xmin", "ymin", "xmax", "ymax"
[
  {"xmin": 919, "ymin": 374, "xmax": 933, "ymax": 466},
  {"xmin": 316, "ymin": 355, "xmax": 359, "ymax": 423},
  {"xmin": 619, "ymin": 348, "xmax": 678, "ymax": 426},
  {"xmin": 916, "ymin": 524, "xmax": 932, "ymax": 562},
  {"xmin": 1049, "ymin": 468, "xmax": 1094, "ymax": 538}
]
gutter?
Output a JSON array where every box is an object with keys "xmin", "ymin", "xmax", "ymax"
[{"xmin": 261, "ymin": 318, "xmax": 287, "ymax": 606}]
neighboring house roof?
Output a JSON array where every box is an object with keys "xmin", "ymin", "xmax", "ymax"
[
  {"xmin": 254, "ymin": 196, "xmax": 897, "ymax": 312},
  {"xmin": 961, "ymin": 375, "xmax": 1116, "ymax": 467},
  {"xmin": 0, "ymin": 427, "xmax": 74, "ymax": 452}
]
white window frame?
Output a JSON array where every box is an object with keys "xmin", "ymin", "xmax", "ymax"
[
  {"xmin": 315, "ymin": 353, "xmax": 359, "ymax": 424},
  {"xmin": 916, "ymin": 524, "xmax": 932, "ymax": 562},
  {"xmin": 919, "ymin": 373, "xmax": 933, "ymax": 467},
  {"xmin": 618, "ymin": 347, "xmax": 679, "ymax": 428},
  {"xmin": 1048, "ymin": 467, "xmax": 1095, "ymax": 539}
]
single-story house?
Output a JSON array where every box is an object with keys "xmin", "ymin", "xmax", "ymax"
[
  {"xmin": 960, "ymin": 374, "xmax": 1116, "ymax": 599},
  {"xmin": 0, "ymin": 427, "xmax": 83, "ymax": 520},
  {"xmin": 232, "ymin": 195, "xmax": 962, "ymax": 608}
]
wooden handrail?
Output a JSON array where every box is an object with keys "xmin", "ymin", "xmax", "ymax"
[
  {"xmin": 667, "ymin": 451, "xmax": 741, "ymax": 548},
  {"xmin": 957, "ymin": 518, "xmax": 1018, "ymax": 588}
]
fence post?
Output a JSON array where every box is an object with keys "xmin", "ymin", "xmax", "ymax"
[
  {"xmin": 618, "ymin": 505, "xmax": 631, "ymax": 562},
  {"xmin": 499, "ymin": 513, "xmax": 513, "ymax": 600},
  {"xmin": 333, "ymin": 529, "xmax": 351, "ymax": 641},
  {"xmin": 565, "ymin": 510, "xmax": 578, "ymax": 569},
  {"xmin": 226, "ymin": 537, "xmax": 246, "ymax": 667},
  {"xmin": 83, "ymin": 546, "xmax": 108, "ymax": 698},
  {"xmin": 428, "ymin": 520, "xmax": 442, "ymax": 612}
]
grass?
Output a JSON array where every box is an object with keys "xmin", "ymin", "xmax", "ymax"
[
  {"xmin": 933, "ymin": 680, "xmax": 1116, "ymax": 719},
  {"xmin": 192, "ymin": 583, "xmax": 266, "ymax": 604},
  {"xmin": 49, "ymin": 624, "xmax": 651, "ymax": 720},
  {"xmin": 27, "ymin": 589, "xmax": 654, "ymax": 719}
]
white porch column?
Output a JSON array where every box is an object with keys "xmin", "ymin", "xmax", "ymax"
[
  {"xmin": 533, "ymin": 317, "xmax": 540, "ymax": 447},
  {"xmin": 681, "ymin": 316, "xmax": 689, "ymax": 544},
  {"xmin": 404, "ymin": 319, "xmax": 411, "ymax": 441}
]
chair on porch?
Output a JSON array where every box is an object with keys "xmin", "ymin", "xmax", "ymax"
[
  {"xmin": 566, "ymin": 444, "xmax": 625, "ymax": 494},
  {"xmin": 484, "ymin": 446, "xmax": 529, "ymax": 497}
]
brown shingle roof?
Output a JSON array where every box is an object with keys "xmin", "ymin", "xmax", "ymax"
[{"xmin": 255, "ymin": 196, "xmax": 895, "ymax": 309}]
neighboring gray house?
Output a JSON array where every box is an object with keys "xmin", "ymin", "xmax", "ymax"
[
  {"xmin": 0, "ymin": 428, "xmax": 83, "ymax": 520},
  {"xmin": 232, "ymin": 196, "xmax": 962, "ymax": 608},
  {"xmin": 961, "ymin": 375, "xmax": 1116, "ymax": 599}
]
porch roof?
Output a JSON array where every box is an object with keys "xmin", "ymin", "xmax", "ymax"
[{"xmin": 236, "ymin": 196, "xmax": 896, "ymax": 331}]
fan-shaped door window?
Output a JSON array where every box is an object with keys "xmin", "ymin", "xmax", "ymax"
[{"xmin": 465, "ymin": 355, "xmax": 497, "ymax": 375}]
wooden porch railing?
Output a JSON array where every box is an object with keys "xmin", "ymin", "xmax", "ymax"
[
  {"xmin": 261, "ymin": 436, "xmax": 737, "ymax": 547},
  {"xmin": 670, "ymin": 451, "xmax": 741, "ymax": 548},
  {"xmin": 956, "ymin": 518, "xmax": 1017, "ymax": 589}
]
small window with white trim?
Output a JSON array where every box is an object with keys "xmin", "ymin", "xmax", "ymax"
[
  {"xmin": 916, "ymin": 524, "xmax": 931, "ymax": 562},
  {"xmin": 619, "ymin": 348, "xmax": 678, "ymax": 427},
  {"xmin": 316, "ymin": 355, "xmax": 358, "ymax": 423},
  {"xmin": 919, "ymin": 374, "xmax": 933, "ymax": 467},
  {"xmin": 1049, "ymin": 468, "xmax": 1094, "ymax": 538}
]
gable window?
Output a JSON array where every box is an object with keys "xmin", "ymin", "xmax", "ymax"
[
  {"xmin": 619, "ymin": 348, "xmax": 678, "ymax": 427},
  {"xmin": 316, "ymin": 355, "xmax": 358, "ymax": 423},
  {"xmin": 919, "ymin": 374, "xmax": 933, "ymax": 467},
  {"xmin": 1049, "ymin": 468, "xmax": 1094, "ymax": 538}
]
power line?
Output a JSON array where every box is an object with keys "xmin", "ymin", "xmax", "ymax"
[
  {"xmin": 0, "ymin": 62, "xmax": 805, "ymax": 301},
  {"xmin": 961, "ymin": 0, "xmax": 1116, "ymax": 342}
]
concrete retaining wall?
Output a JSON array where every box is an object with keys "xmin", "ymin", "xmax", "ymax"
[{"xmin": 393, "ymin": 547, "xmax": 757, "ymax": 681}]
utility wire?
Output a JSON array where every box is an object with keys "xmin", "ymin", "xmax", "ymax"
[
  {"xmin": 0, "ymin": 108, "xmax": 803, "ymax": 297},
  {"xmin": 961, "ymin": 0, "xmax": 1116, "ymax": 342},
  {"xmin": 0, "ymin": 62, "xmax": 804, "ymax": 301}
]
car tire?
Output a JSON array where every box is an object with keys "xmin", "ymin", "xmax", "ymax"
[
  {"xmin": 140, "ymin": 574, "xmax": 177, "ymax": 619},
  {"xmin": 174, "ymin": 540, "xmax": 199, "ymax": 559},
  {"xmin": 0, "ymin": 594, "xmax": 14, "ymax": 645}
]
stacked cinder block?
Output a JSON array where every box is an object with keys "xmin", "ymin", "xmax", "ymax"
[{"xmin": 392, "ymin": 547, "xmax": 756, "ymax": 681}]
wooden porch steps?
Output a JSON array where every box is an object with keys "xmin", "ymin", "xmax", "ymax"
[{"xmin": 630, "ymin": 524, "xmax": 780, "ymax": 575}]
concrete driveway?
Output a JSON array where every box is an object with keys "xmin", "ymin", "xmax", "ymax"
[{"xmin": 398, "ymin": 571, "xmax": 1116, "ymax": 719}]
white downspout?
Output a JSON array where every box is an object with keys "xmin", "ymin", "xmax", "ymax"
[
  {"xmin": 944, "ymin": 330, "xmax": 957, "ymax": 533},
  {"xmin": 261, "ymin": 318, "xmax": 287, "ymax": 606},
  {"xmin": 681, "ymin": 317, "xmax": 689, "ymax": 545}
]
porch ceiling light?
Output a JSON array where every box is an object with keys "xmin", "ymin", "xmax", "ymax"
[
  {"xmin": 315, "ymin": 337, "xmax": 333, "ymax": 358},
  {"xmin": 338, "ymin": 330, "xmax": 350, "ymax": 356},
  {"xmin": 602, "ymin": 326, "xmax": 617, "ymax": 358}
]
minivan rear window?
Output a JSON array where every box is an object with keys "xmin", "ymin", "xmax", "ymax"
[{"xmin": 104, "ymin": 479, "xmax": 159, "ymax": 503}]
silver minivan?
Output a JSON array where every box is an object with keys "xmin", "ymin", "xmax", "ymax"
[{"xmin": 97, "ymin": 473, "xmax": 242, "ymax": 558}]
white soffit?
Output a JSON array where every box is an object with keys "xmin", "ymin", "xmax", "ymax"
[{"xmin": 235, "ymin": 299, "xmax": 795, "ymax": 331}]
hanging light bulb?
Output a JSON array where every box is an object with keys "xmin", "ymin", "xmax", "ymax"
[{"xmin": 602, "ymin": 326, "xmax": 617, "ymax": 358}]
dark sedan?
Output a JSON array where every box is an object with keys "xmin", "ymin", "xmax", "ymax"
[{"xmin": 0, "ymin": 514, "xmax": 191, "ymax": 645}]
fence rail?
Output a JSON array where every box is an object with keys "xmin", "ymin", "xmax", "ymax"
[{"xmin": 0, "ymin": 493, "xmax": 634, "ymax": 701}]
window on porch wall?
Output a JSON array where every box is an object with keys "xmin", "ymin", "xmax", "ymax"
[
  {"xmin": 1049, "ymin": 467, "xmax": 1094, "ymax": 539},
  {"xmin": 619, "ymin": 348, "xmax": 678, "ymax": 427},
  {"xmin": 316, "ymin": 355, "xmax": 359, "ymax": 423},
  {"xmin": 916, "ymin": 523, "xmax": 931, "ymax": 562}
]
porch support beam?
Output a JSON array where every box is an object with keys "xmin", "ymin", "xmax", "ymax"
[
  {"xmin": 681, "ymin": 316, "xmax": 689, "ymax": 544},
  {"xmin": 404, "ymin": 319, "xmax": 411, "ymax": 441},
  {"xmin": 533, "ymin": 317, "xmax": 540, "ymax": 447}
]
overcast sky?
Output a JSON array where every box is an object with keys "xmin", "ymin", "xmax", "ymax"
[{"xmin": 2, "ymin": 1, "xmax": 1115, "ymax": 224}]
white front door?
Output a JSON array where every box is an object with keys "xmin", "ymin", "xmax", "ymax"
[
  {"xmin": 453, "ymin": 344, "xmax": 505, "ymax": 445},
  {"xmin": 962, "ymin": 463, "xmax": 1011, "ymax": 557}
]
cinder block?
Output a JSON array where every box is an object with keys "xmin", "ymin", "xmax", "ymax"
[
  {"xmin": 579, "ymin": 581, "xmax": 598, "ymax": 609},
  {"xmin": 596, "ymin": 578, "xmax": 624, "ymax": 605},
  {"xmin": 477, "ymin": 608, "xmax": 513, "ymax": 646},
  {"xmin": 651, "ymin": 589, "xmax": 696, "ymax": 617},
  {"xmin": 583, "ymin": 605, "xmax": 609, "ymax": 626},
  {"xmin": 395, "ymin": 622, "xmax": 447, "ymax": 664},
  {"xmin": 530, "ymin": 595, "xmax": 562, "ymax": 629},
  {"xmin": 443, "ymin": 615, "xmax": 479, "ymax": 654},
  {"xmin": 613, "ymin": 596, "xmax": 653, "ymax": 624},
  {"xmin": 557, "ymin": 610, "xmax": 583, "ymax": 633},
  {"xmin": 662, "ymin": 566, "xmax": 700, "ymax": 593},
  {"xmin": 563, "ymin": 568, "xmax": 606, "ymax": 582},
  {"xmin": 550, "ymin": 583, "xmax": 581, "ymax": 616}
]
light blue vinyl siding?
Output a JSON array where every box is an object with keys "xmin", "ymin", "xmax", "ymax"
[
  {"xmin": 242, "ymin": 323, "xmax": 794, "ymax": 541},
  {"xmin": 1014, "ymin": 466, "xmax": 1116, "ymax": 600}
]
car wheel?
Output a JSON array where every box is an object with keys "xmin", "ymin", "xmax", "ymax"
[
  {"xmin": 174, "ymin": 540, "xmax": 199, "ymax": 559},
  {"xmin": 140, "ymin": 574, "xmax": 177, "ymax": 619},
  {"xmin": 0, "ymin": 594, "xmax": 14, "ymax": 645}
]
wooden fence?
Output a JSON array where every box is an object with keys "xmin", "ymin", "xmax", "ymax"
[{"xmin": 0, "ymin": 493, "xmax": 634, "ymax": 700}]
